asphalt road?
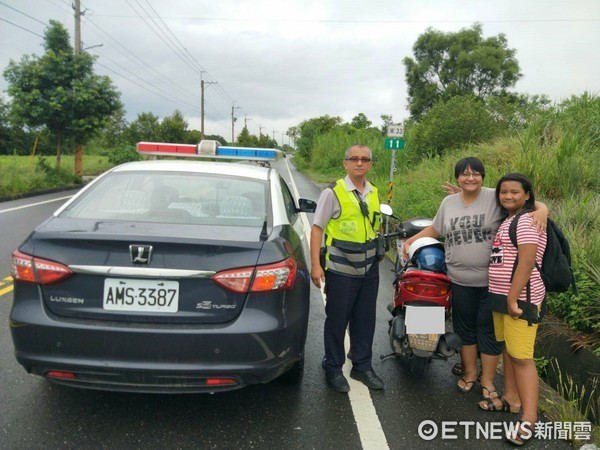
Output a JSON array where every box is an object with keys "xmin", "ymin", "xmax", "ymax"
[{"xmin": 0, "ymin": 159, "xmax": 576, "ymax": 449}]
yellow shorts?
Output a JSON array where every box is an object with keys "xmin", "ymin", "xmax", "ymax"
[{"xmin": 492, "ymin": 311, "xmax": 538, "ymax": 359}]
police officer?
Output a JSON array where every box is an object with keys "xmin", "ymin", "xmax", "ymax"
[{"xmin": 310, "ymin": 143, "xmax": 384, "ymax": 392}]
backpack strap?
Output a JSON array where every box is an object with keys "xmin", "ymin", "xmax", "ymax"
[{"xmin": 508, "ymin": 210, "xmax": 536, "ymax": 326}]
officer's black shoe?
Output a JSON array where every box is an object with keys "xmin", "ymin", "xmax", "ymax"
[
  {"xmin": 326, "ymin": 372, "xmax": 350, "ymax": 393},
  {"xmin": 350, "ymin": 369, "xmax": 384, "ymax": 390}
]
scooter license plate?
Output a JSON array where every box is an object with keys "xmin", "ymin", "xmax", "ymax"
[{"xmin": 405, "ymin": 305, "xmax": 445, "ymax": 334}]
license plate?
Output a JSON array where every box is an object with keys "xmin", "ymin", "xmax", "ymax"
[
  {"xmin": 103, "ymin": 278, "xmax": 179, "ymax": 313},
  {"xmin": 405, "ymin": 305, "xmax": 445, "ymax": 334}
]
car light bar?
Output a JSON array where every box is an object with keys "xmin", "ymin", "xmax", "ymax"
[{"xmin": 137, "ymin": 140, "xmax": 282, "ymax": 161}]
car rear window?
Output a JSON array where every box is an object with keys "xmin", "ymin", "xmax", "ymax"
[{"xmin": 60, "ymin": 171, "xmax": 268, "ymax": 226}]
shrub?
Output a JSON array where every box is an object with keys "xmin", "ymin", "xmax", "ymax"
[
  {"xmin": 108, "ymin": 145, "xmax": 141, "ymax": 166},
  {"xmin": 408, "ymin": 95, "xmax": 499, "ymax": 159}
]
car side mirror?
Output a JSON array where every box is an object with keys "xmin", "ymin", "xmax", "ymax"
[{"xmin": 298, "ymin": 198, "xmax": 317, "ymax": 213}]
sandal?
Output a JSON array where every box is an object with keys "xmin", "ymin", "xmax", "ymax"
[
  {"xmin": 481, "ymin": 386, "xmax": 498, "ymax": 400},
  {"xmin": 451, "ymin": 362, "xmax": 464, "ymax": 376},
  {"xmin": 506, "ymin": 421, "xmax": 533, "ymax": 446},
  {"xmin": 457, "ymin": 377, "xmax": 476, "ymax": 393},
  {"xmin": 478, "ymin": 397, "xmax": 520, "ymax": 414}
]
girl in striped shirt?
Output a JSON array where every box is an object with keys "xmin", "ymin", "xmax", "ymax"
[{"xmin": 480, "ymin": 173, "xmax": 547, "ymax": 446}]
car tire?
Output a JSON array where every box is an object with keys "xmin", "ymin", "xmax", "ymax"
[{"xmin": 279, "ymin": 356, "xmax": 305, "ymax": 384}]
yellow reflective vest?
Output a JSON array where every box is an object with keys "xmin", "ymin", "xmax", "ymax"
[{"xmin": 324, "ymin": 179, "xmax": 381, "ymax": 277}]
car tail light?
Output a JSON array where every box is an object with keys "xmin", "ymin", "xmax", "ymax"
[
  {"xmin": 205, "ymin": 378, "xmax": 237, "ymax": 386},
  {"xmin": 402, "ymin": 281, "xmax": 449, "ymax": 297},
  {"xmin": 11, "ymin": 250, "xmax": 73, "ymax": 285},
  {"xmin": 46, "ymin": 370, "xmax": 77, "ymax": 380},
  {"xmin": 212, "ymin": 257, "xmax": 297, "ymax": 293}
]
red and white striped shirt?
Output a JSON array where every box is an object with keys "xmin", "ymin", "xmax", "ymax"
[{"xmin": 488, "ymin": 214, "xmax": 547, "ymax": 305}]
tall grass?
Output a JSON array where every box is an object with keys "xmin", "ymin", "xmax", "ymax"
[
  {"xmin": 540, "ymin": 358, "xmax": 599, "ymax": 428},
  {"xmin": 0, "ymin": 155, "xmax": 112, "ymax": 197}
]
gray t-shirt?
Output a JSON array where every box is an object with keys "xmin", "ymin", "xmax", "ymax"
[{"xmin": 431, "ymin": 187, "xmax": 502, "ymax": 287}]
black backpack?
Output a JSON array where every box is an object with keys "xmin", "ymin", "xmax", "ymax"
[{"xmin": 508, "ymin": 211, "xmax": 576, "ymax": 294}]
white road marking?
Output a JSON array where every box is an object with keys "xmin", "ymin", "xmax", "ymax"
[
  {"xmin": 284, "ymin": 158, "xmax": 389, "ymax": 450},
  {"xmin": 0, "ymin": 196, "xmax": 72, "ymax": 214}
]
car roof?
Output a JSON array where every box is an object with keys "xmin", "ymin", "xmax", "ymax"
[{"xmin": 110, "ymin": 159, "xmax": 271, "ymax": 181}]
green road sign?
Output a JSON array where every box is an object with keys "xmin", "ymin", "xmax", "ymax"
[{"xmin": 384, "ymin": 138, "xmax": 405, "ymax": 150}]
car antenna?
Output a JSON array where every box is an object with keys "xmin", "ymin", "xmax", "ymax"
[{"xmin": 260, "ymin": 217, "xmax": 268, "ymax": 241}]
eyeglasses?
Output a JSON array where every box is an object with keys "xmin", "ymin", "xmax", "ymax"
[
  {"xmin": 459, "ymin": 172, "xmax": 482, "ymax": 178},
  {"xmin": 345, "ymin": 157, "xmax": 372, "ymax": 163}
]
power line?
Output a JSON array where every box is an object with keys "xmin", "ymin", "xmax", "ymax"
[
  {"xmin": 125, "ymin": 0, "xmax": 204, "ymax": 78},
  {"xmin": 83, "ymin": 16, "xmax": 199, "ymax": 100},
  {"xmin": 89, "ymin": 14, "xmax": 600, "ymax": 24},
  {"xmin": 0, "ymin": 17, "xmax": 44, "ymax": 37},
  {"xmin": 92, "ymin": 50, "xmax": 200, "ymax": 112},
  {"xmin": 128, "ymin": 0, "xmax": 237, "ymax": 108},
  {"xmin": 0, "ymin": 1, "xmax": 47, "ymax": 26},
  {"xmin": 139, "ymin": 0, "xmax": 207, "ymax": 75},
  {"xmin": 1, "ymin": 1, "xmax": 245, "ymax": 136}
]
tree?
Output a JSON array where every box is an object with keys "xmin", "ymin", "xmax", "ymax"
[
  {"xmin": 294, "ymin": 115, "xmax": 343, "ymax": 161},
  {"xmin": 3, "ymin": 21, "xmax": 121, "ymax": 168},
  {"xmin": 408, "ymin": 95, "xmax": 498, "ymax": 158},
  {"xmin": 403, "ymin": 23, "xmax": 521, "ymax": 118},
  {"xmin": 237, "ymin": 127, "xmax": 258, "ymax": 147},
  {"xmin": 379, "ymin": 114, "xmax": 394, "ymax": 135},
  {"xmin": 350, "ymin": 113, "xmax": 372, "ymax": 129},
  {"xmin": 0, "ymin": 96, "xmax": 11, "ymax": 152},
  {"xmin": 159, "ymin": 110, "xmax": 188, "ymax": 144},
  {"xmin": 124, "ymin": 112, "xmax": 161, "ymax": 144},
  {"xmin": 485, "ymin": 93, "xmax": 551, "ymax": 131}
]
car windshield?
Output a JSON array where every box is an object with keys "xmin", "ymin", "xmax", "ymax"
[{"xmin": 59, "ymin": 171, "xmax": 268, "ymax": 226}]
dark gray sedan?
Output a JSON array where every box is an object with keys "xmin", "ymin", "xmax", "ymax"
[{"xmin": 10, "ymin": 145, "xmax": 316, "ymax": 393}]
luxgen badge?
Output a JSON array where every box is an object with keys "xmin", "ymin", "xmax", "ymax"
[
  {"xmin": 50, "ymin": 295, "xmax": 85, "ymax": 304},
  {"xmin": 130, "ymin": 244, "xmax": 153, "ymax": 264}
]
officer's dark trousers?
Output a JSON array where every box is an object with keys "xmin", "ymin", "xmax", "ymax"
[{"xmin": 323, "ymin": 263, "xmax": 379, "ymax": 373}]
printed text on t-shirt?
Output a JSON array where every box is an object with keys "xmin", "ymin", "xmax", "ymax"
[{"xmin": 445, "ymin": 214, "xmax": 494, "ymax": 247}]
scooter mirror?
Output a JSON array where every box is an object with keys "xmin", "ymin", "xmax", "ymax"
[{"xmin": 380, "ymin": 204, "xmax": 393, "ymax": 217}]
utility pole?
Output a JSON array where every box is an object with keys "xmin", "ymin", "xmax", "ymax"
[
  {"xmin": 73, "ymin": 0, "xmax": 83, "ymax": 176},
  {"xmin": 74, "ymin": 0, "xmax": 81, "ymax": 54},
  {"xmin": 200, "ymin": 73, "xmax": 217, "ymax": 139},
  {"xmin": 244, "ymin": 116, "xmax": 252, "ymax": 130},
  {"xmin": 272, "ymin": 130, "xmax": 277, "ymax": 144},
  {"xmin": 231, "ymin": 102, "xmax": 241, "ymax": 143}
]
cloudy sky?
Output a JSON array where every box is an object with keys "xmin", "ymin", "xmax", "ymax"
[{"xmin": 1, "ymin": 0, "xmax": 599, "ymax": 145}]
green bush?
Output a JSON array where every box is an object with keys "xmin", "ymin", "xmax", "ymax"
[
  {"xmin": 408, "ymin": 95, "xmax": 499, "ymax": 159},
  {"xmin": 108, "ymin": 145, "xmax": 141, "ymax": 166}
]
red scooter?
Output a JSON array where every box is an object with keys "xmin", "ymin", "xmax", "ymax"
[{"xmin": 380, "ymin": 206, "xmax": 462, "ymax": 375}]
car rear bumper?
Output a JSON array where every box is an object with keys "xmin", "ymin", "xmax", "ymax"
[{"xmin": 10, "ymin": 295, "xmax": 308, "ymax": 393}]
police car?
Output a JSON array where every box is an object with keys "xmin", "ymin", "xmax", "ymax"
[{"xmin": 10, "ymin": 140, "xmax": 316, "ymax": 393}]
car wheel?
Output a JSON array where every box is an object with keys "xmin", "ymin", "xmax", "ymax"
[{"xmin": 279, "ymin": 356, "xmax": 305, "ymax": 384}]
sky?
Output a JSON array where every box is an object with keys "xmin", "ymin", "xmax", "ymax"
[{"xmin": 1, "ymin": 0, "xmax": 599, "ymax": 146}]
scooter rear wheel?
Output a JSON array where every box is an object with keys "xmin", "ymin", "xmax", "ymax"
[{"xmin": 410, "ymin": 355, "xmax": 430, "ymax": 376}]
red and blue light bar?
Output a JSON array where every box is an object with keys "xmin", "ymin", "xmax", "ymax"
[{"xmin": 137, "ymin": 140, "xmax": 281, "ymax": 161}]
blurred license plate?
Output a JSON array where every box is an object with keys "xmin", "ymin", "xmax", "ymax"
[
  {"xmin": 103, "ymin": 279, "xmax": 179, "ymax": 313},
  {"xmin": 405, "ymin": 305, "xmax": 445, "ymax": 334}
]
